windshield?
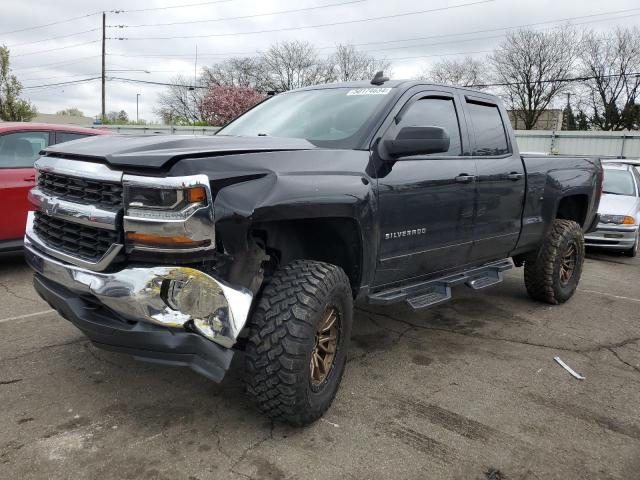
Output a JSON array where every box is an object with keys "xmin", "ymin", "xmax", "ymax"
[
  {"xmin": 603, "ymin": 169, "xmax": 636, "ymax": 196},
  {"xmin": 217, "ymin": 87, "xmax": 394, "ymax": 148}
]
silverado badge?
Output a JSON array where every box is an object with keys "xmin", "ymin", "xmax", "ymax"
[{"xmin": 385, "ymin": 228, "xmax": 427, "ymax": 240}]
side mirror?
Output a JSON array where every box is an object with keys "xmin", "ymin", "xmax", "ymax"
[{"xmin": 381, "ymin": 126, "xmax": 450, "ymax": 159}]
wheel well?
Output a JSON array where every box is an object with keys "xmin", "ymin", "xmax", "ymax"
[
  {"xmin": 251, "ymin": 218, "xmax": 362, "ymax": 295},
  {"xmin": 556, "ymin": 194, "xmax": 588, "ymax": 227}
]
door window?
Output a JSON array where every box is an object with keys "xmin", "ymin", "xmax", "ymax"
[
  {"xmin": 466, "ymin": 102, "xmax": 509, "ymax": 156},
  {"xmin": 397, "ymin": 97, "xmax": 462, "ymax": 156},
  {"xmin": 55, "ymin": 132, "xmax": 92, "ymax": 144},
  {"xmin": 0, "ymin": 131, "xmax": 49, "ymax": 168}
]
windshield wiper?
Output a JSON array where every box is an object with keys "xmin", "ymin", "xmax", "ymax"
[{"xmin": 602, "ymin": 190, "xmax": 624, "ymax": 195}]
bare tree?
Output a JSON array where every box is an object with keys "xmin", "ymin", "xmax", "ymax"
[
  {"xmin": 489, "ymin": 29, "xmax": 576, "ymax": 130},
  {"xmin": 418, "ymin": 56, "xmax": 487, "ymax": 88},
  {"xmin": 579, "ymin": 27, "xmax": 640, "ymax": 131},
  {"xmin": 260, "ymin": 40, "xmax": 333, "ymax": 92},
  {"xmin": 329, "ymin": 44, "xmax": 391, "ymax": 82},
  {"xmin": 201, "ymin": 57, "xmax": 269, "ymax": 91},
  {"xmin": 155, "ymin": 75, "xmax": 206, "ymax": 125}
]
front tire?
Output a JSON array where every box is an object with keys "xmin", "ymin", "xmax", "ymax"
[
  {"xmin": 245, "ymin": 260, "xmax": 352, "ymax": 426},
  {"xmin": 524, "ymin": 219, "xmax": 585, "ymax": 304}
]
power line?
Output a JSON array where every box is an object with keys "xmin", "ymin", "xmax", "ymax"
[
  {"xmin": 21, "ymin": 72, "xmax": 100, "ymax": 83},
  {"xmin": 113, "ymin": 0, "xmax": 365, "ymax": 28},
  {"xmin": 108, "ymin": 76, "xmax": 208, "ymax": 89},
  {"xmin": 469, "ymin": 72, "xmax": 640, "ymax": 89},
  {"xmin": 12, "ymin": 40, "xmax": 101, "ymax": 58},
  {"xmin": 0, "ymin": 0, "xmax": 234, "ymax": 36},
  {"xmin": 111, "ymin": 0, "xmax": 232, "ymax": 14},
  {"xmin": 387, "ymin": 49, "xmax": 493, "ymax": 62},
  {"xmin": 358, "ymin": 11, "xmax": 640, "ymax": 55},
  {"xmin": 6, "ymin": 28, "xmax": 101, "ymax": 48},
  {"xmin": 13, "ymin": 55, "xmax": 101, "ymax": 71},
  {"xmin": 106, "ymin": 6, "xmax": 640, "ymax": 59},
  {"xmin": 106, "ymin": 72, "xmax": 640, "ymax": 91},
  {"xmin": 22, "ymin": 77, "xmax": 101, "ymax": 90},
  {"xmin": 0, "ymin": 11, "xmax": 102, "ymax": 36},
  {"xmin": 110, "ymin": 0, "xmax": 495, "ymax": 40}
]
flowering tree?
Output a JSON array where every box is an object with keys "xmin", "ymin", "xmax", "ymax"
[{"xmin": 201, "ymin": 85, "xmax": 265, "ymax": 126}]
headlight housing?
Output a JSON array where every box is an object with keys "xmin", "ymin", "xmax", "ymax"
[
  {"xmin": 600, "ymin": 214, "xmax": 636, "ymax": 225},
  {"xmin": 123, "ymin": 174, "xmax": 215, "ymax": 251}
]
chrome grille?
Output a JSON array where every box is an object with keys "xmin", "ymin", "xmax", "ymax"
[
  {"xmin": 38, "ymin": 171, "xmax": 123, "ymax": 210},
  {"xmin": 33, "ymin": 211, "xmax": 121, "ymax": 263}
]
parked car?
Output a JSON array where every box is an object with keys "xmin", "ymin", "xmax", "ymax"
[
  {"xmin": 585, "ymin": 162, "xmax": 640, "ymax": 256},
  {"xmin": 24, "ymin": 77, "xmax": 602, "ymax": 426},
  {"xmin": 0, "ymin": 123, "xmax": 108, "ymax": 252}
]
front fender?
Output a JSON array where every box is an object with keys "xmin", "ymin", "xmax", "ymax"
[{"xmin": 214, "ymin": 171, "xmax": 378, "ymax": 288}]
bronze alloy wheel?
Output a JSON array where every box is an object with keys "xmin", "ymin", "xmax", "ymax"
[
  {"xmin": 559, "ymin": 241, "xmax": 577, "ymax": 286},
  {"xmin": 310, "ymin": 306, "xmax": 340, "ymax": 386}
]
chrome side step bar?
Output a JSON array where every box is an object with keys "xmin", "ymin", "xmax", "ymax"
[{"xmin": 367, "ymin": 258, "xmax": 513, "ymax": 311}]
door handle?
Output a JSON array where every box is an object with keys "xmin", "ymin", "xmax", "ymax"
[
  {"xmin": 455, "ymin": 174, "xmax": 476, "ymax": 183},
  {"xmin": 24, "ymin": 175, "xmax": 35, "ymax": 182},
  {"xmin": 506, "ymin": 172, "xmax": 524, "ymax": 181}
]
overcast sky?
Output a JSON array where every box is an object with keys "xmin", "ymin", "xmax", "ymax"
[{"xmin": 2, "ymin": 0, "xmax": 639, "ymax": 122}]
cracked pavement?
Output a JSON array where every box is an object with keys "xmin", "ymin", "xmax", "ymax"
[{"xmin": 1, "ymin": 250, "xmax": 639, "ymax": 479}]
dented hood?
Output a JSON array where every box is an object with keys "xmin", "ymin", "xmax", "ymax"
[{"xmin": 42, "ymin": 134, "xmax": 317, "ymax": 169}]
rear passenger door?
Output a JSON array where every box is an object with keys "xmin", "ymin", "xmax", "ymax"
[
  {"xmin": 374, "ymin": 90, "xmax": 477, "ymax": 286},
  {"xmin": 463, "ymin": 97, "xmax": 525, "ymax": 263}
]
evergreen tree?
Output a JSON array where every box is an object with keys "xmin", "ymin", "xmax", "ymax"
[
  {"xmin": 562, "ymin": 104, "xmax": 577, "ymax": 130},
  {"xmin": 575, "ymin": 110, "xmax": 590, "ymax": 131}
]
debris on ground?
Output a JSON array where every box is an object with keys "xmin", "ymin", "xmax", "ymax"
[{"xmin": 554, "ymin": 356, "xmax": 585, "ymax": 380}]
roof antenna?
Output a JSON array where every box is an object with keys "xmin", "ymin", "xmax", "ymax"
[{"xmin": 370, "ymin": 71, "xmax": 389, "ymax": 86}]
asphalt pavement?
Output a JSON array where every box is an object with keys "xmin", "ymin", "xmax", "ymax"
[{"xmin": 1, "ymin": 250, "xmax": 639, "ymax": 480}]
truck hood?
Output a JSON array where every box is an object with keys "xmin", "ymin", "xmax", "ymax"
[
  {"xmin": 43, "ymin": 134, "xmax": 317, "ymax": 169},
  {"xmin": 598, "ymin": 193, "xmax": 638, "ymax": 216}
]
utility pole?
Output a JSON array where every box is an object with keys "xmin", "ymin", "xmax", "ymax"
[
  {"xmin": 136, "ymin": 93, "xmax": 140, "ymax": 123},
  {"xmin": 101, "ymin": 11, "xmax": 106, "ymax": 121}
]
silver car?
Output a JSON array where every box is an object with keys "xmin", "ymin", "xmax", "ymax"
[{"xmin": 585, "ymin": 162, "xmax": 640, "ymax": 256}]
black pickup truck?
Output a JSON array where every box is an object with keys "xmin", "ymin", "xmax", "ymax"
[{"xmin": 25, "ymin": 76, "xmax": 602, "ymax": 426}]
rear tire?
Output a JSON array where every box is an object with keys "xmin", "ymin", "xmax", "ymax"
[
  {"xmin": 244, "ymin": 260, "xmax": 352, "ymax": 426},
  {"xmin": 524, "ymin": 219, "xmax": 585, "ymax": 304}
]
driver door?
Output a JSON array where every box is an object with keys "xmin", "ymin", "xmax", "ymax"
[{"xmin": 373, "ymin": 90, "xmax": 477, "ymax": 287}]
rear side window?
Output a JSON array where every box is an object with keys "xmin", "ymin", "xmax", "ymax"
[
  {"xmin": 55, "ymin": 132, "xmax": 92, "ymax": 144},
  {"xmin": 0, "ymin": 131, "xmax": 49, "ymax": 168},
  {"xmin": 466, "ymin": 102, "xmax": 509, "ymax": 156},
  {"xmin": 398, "ymin": 98, "xmax": 462, "ymax": 156}
]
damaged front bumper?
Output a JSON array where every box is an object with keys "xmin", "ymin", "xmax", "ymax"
[{"xmin": 24, "ymin": 237, "xmax": 253, "ymax": 382}]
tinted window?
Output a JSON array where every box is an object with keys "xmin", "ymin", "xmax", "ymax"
[
  {"xmin": 466, "ymin": 102, "xmax": 509, "ymax": 156},
  {"xmin": 603, "ymin": 169, "xmax": 636, "ymax": 196},
  {"xmin": 397, "ymin": 98, "xmax": 462, "ymax": 156},
  {"xmin": 55, "ymin": 132, "xmax": 92, "ymax": 144},
  {"xmin": 0, "ymin": 131, "xmax": 49, "ymax": 168}
]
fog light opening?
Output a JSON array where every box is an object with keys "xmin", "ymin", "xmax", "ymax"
[{"xmin": 193, "ymin": 308, "xmax": 229, "ymax": 341}]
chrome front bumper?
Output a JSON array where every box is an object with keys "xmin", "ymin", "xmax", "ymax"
[
  {"xmin": 24, "ymin": 237, "xmax": 253, "ymax": 348},
  {"xmin": 584, "ymin": 224, "xmax": 639, "ymax": 249}
]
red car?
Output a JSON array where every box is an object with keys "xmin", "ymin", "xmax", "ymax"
[{"xmin": 0, "ymin": 123, "xmax": 108, "ymax": 252}]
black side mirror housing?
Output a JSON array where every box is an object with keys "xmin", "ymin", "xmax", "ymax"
[{"xmin": 381, "ymin": 126, "xmax": 450, "ymax": 160}]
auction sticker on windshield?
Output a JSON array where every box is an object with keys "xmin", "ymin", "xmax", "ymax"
[{"xmin": 346, "ymin": 88, "xmax": 392, "ymax": 95}]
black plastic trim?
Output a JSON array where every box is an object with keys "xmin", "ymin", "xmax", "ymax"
[{"xmin": 33, "ymin": 274, "xmax": 234, "ymax": 382}]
